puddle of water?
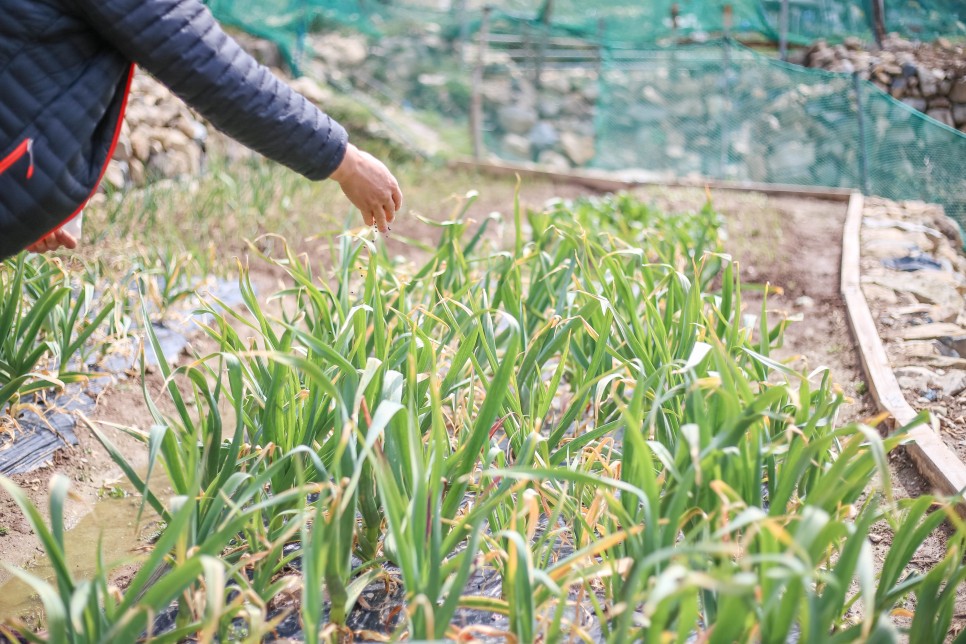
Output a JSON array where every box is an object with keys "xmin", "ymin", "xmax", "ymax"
[{"xmin": 0, "ymin": 481, "xmax": 164, "ymax": 627}]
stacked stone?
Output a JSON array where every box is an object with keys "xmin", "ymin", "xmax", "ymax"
[
  {"xmin": 861, "ymin": 197, "xmax": 966, "ymax": 451},
  {"xmin": 106, "ymin": 34, "xmax": 337, "ymax": 188},
  {"xmin": 483, "ymin": 66, "xmax": 599, "ymax": 169},
  {"xmin": 105, "ymin": 71, "xmax": 208, "ymax": 189},
  {"xmin": 804, "ymin": 35, "xmax": 966, "ymax": 132}
]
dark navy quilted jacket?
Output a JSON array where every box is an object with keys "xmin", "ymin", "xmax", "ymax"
[{"xmin": 0, "ymin": 0, "xmax": 349, "ymax": 259}]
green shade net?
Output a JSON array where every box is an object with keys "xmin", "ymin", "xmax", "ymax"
[
  {"xmin": 860, "ymin": 81, "xmax": 966, "ymax": 222},
  {"xmin": 591, "ymin": 41, "xmax": 966, "ymax": 222},
  {"xmin": 208, "ymin": 0, "xmax": 966, "ymax": 50},
  {"xmin": 206, "ymin": 1, "xmax": 966, "ymax": 223}
]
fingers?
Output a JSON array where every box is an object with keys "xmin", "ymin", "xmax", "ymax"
[
  {"xmin": 391, "ymin": 183, "xmax": 402, "ymax": 211},
  {"xmin": 372, "ymin": 204, "xmax": 389, "ymax": 233},
  {"xmin": 35, "ymin": 236, "xmax": 56, "ymax": 253},
  {"xmin": 26, "ymin": 229, "xmax": 78, "ymax": 254},
  {"xmin": 55, "ymin": 231, "xmax": 78, "ymax": 250},
  {"xmin": 361, "ymin": 209, "xmax": 376, "ymax": 227},
  {"xmin": 382, "ymin": 203, "xmax": 395, "ymax": 228}
]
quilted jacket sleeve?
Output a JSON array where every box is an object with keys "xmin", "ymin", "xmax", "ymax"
[{"xmin": 72, "ymin": 0, "xmax": 348, "ymax": 180}]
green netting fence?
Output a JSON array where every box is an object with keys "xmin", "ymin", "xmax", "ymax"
[
  {"xmin": 205, "ymin": 1, "xmax": 966, "ymax": 222},
  {"xmin": 207, "ymin": 0, "xmax": 966, "ymax": 71},
  {"xmin": 591, "ymin": 41, "xmax": 966, "ymax": 220}
]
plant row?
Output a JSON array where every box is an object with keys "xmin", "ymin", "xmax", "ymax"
[{"xmin": 3, "ymin": 193, "xmax": 964, "ymax": 643}]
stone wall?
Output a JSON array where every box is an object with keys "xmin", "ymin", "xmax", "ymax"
[
  {"xmin": 102, "ymin": 28, "xmax": 965, "ymax": 205},
  {"xmin": 483, "ymin": 65, "xmax": 599, "ymax": 170},
  {"xmin": 803, "ymin": 35, "xmax": 966, "ymax": 133},
  {"xmin": 105, "ymin": 72, "xmax": 208, "ymax": 189},
  {"xmin": 105, "ymin": 39, "xmax": 332, "ymax": 189}
]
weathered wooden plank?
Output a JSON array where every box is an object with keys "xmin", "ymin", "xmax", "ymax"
[{"xmin": 451, "ymin": 159, "xmax": 854, "ymax": 201}]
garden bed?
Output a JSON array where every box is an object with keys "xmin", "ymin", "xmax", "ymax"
[{"xmin": 1, "ymin": 165, "xmax": 964, "ymax": 641}]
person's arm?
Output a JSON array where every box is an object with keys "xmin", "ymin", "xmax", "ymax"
[{"xmin": 72, "ymin": 0, "xmax": 401, "ymax": 230}]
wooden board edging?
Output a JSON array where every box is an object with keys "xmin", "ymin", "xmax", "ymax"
[
  {"xmin": 451, "ymin": 159, "xmax": 855, "ymax": 202},
  {"xmin": 840, "ymin": 192, "xmax": 966, "ymax": 498}
]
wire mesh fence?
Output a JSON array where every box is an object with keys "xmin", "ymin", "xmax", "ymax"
[
  {"xmin": 205, "ymin": 0, "xmax": 966, "ymax": 223},
  {"xmin": 586, "ymin": 42, "xmax": 965, "ymax": 219},
  {"xmin": 207, "ymin": 0, "xmax": 966, "ymax": 66}
]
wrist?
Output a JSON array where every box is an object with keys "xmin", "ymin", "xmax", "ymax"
[{"xmin": 330, "ymin": 143, "xmax": 358, "ymax": 183}]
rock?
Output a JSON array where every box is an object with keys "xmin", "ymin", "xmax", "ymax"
[
  {"xmin": 917, "ymin": 68, "xmax": 941, "ymax": 97},
  {"xmin": 898, "ymin": 323, "xmax": 966, "ymax": 341},
  {"xmin": 560, "ymin": 94, "xmax": 591, "ymax": 118},
  {"xmin": 641, "ymin": 85, "xmax": 666, "ymax": 105},
  {"xmin": 310, "ymin": 34, "xmax": 367, "ymax": 68},
  {"xmin": 953, "ymin": 104, "xmax": 966, "ymax": 127},
  {"xmin": 539, "ymin": 72, "xmax": 571, "ymax": 94},
  {"xmin": 288, "ymin": 76, "xmax": 331, "ymax": 104},
  {"xmin": 131, "ymin": 130, "xmax": 151, "ymax": 162},
  {"xmin": 129, "ymin": 159, "xmax": 145, "ymax": 185},
  {"xmin": 579, "ymin": 82, "xmax": 599, "ymax": 102},
  {"xmin": 537, "ymin": 150, "xmax": 570, "ymax": 171},
  {"xmin": 870, "ymin": 270, "xmax": 964, "ymax": 321},
  {"xmin": 951, "ymin": 79, "xmax": 966, "ymax": 103},
  {"xmin": 481, "ymin": 78, "xmax": 512, "ymax": 105},
  {"xmin": 502, "ymin": 133, "xmax": 531, "ymax": 159},
  {"xmin": 104, "ymin": 161, "xmax": 126, "ymax": 189},
  {"xmin": 528, "ymin": 121, "xmax": 559, "ymax": 149},
  {"xmin": 931, "ymin": 213, "xmax": 964, "ymax": 246},
  {"xmin": 158, "ymin": 129, "xmax": 191, "ymax": 153},
  {"xmin": 901, "ymin": 97, "xmax": 928, "ymax": 112},
  {"xmin": 234, "ymin": 31, "xmax": 284, "ymax": 69},
  {"xmin": 537, "ymin": 96, "xmax": 563, "ymax": 119},
  {"xmin": 833, "ymin": 58, "xmax": 855, "ymax": 74},
  {"xmin": 926, "ymin": 108, "xmax": 955, "ymax": 128},
  {"xmin": 896, "ymin": 366, "xmax": 940, "ymax": 393},
  {"xmin": 769, "ymin": 141, "xmax": 816, "ymax": 179},
  {"xmin": 863, "ymin": 283, "xmax": 899, "ymax": 304},
  {"xmin": 497, "ymin": 105, "xmax": 538, "ymax": 135},
  {"xmin": 939, "ymin": 335, "xmax": 966, "ymax": 357},
  {"xmin": 889, "ymin": 340, "xmax": 966, "ymax": 368},
  {"xmin": 114, "ymin": 131, "xmax": 133, "ymax": 163},
  {"xmin": 559, "ymin": 131, "xmax": 595, "ymax": 166},
  {"xmin": 890, "ymin": 77, "xmax": 908, "ymax": 99},
  {"xmin": 795, "ymin": 295, "xmax": 816, "ymax": 309},
  {"xmin": 897, "ymin": 366, "xmax": 966, "ymax": 397}
]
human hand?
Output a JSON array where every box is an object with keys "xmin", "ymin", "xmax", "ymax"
[
  {"xmin": 330, "ymin": 144, "xmax": 402, "ymax": 233},
  {"xmin": 27, "ymin": 229, "xmax": 78, "ymax": 253}
]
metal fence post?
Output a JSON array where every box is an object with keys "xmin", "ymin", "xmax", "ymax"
[
  {"xmin": 721, "ymin": 5, "xmax": 733, "ymax": 178},
  {"xmin": 871, "ymin": 0, "xmax": 886, "ymax": 47},
  {"xmin": 471, "ymin": 5, "xmax": 492, "ymax": 160},
  {"xmin": 535, "ymin": 0, "xmax": 554, "ymax": 90},
  {"xmin": 853, "ymin": 72, "xmax": 872, "ymax": 195},
  {"xmin": 454, "ymin": 0, "xmax": 470, "ymax": 62},
  {"xmin": 671, "ymin": 3, "xmax": 680, "ymax": 43},
  {"xmin": 779, "ymin": 0, "xmax": 790, "ymax": 61}
]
